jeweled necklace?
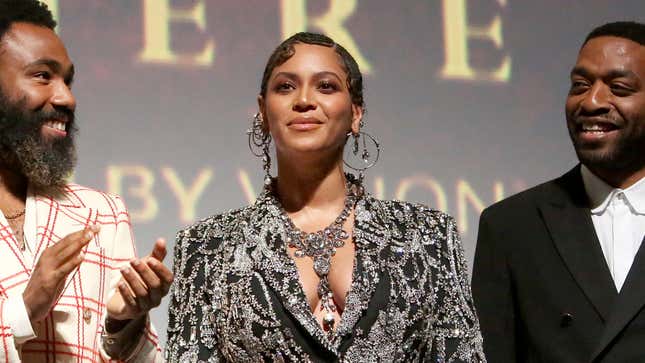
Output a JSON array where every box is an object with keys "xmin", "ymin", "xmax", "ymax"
[{"xmin": 270, "ymin": 177, "xmax": 361, "ymax": 334}]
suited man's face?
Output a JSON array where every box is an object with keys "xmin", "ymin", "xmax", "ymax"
[
  {"xmin": 0, "ymin": 22, "xmax": 77, "ymax": 195},
  {"xmin": 566, "ymin": 36, "xmax": 645, "ymax": 182}
]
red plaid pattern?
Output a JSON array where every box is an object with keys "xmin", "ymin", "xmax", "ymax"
[{"xmin": 0, "ymin": 184, "xmax": 162, "ymax": 362}]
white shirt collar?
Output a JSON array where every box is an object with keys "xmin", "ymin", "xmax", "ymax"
[{"xmin": 581, "ymin": 164, "xmax": 645, "ymax": 215}]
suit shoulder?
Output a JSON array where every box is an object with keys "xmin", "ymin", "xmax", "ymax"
[
  {"xmin": 173, "ymin": 206, "xmax": 253, "ymax": 273},
  {"xmin": 374, "ymin": 198, "xmax": 455, "ymax": 229},
  {"xmin": 482, "ymin": 177, "xmax": 562, "ymax": 219},
  {"xmin": 61, "ymin": 183, "xmax": 126, "ymax": 213},
  {"xmin": 176, "ymin": 205, "xmax": 251, "ymax": 245}
]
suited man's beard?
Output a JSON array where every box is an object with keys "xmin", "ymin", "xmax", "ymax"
[
  {"xmin": 569, "ymin": 125, "xmax": 645, "ymax": 177},
  {"xmin": 0, "ymin": 94, "xmax": 77, "ymax": 197}
]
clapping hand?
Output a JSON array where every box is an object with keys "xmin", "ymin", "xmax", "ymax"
[
  {"xmin": 23, "ymin": 225, "xmax": 99, "ymax": 325},
  {"xmin": 106, "ymin": 238, "xmax": 173, "ymax": 322}
]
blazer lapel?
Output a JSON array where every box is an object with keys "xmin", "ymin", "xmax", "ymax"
[
  {"xmin": 590, "ymin": 235, "xmax": 645, "ymax": 361},
  {"xmin": 0, "ymin": 186, "xmax": 94, "ymax": 299},
  {"xmin": 538, "ymin": 167, "xmax": 617, "ymax": 322},
  {"xmin": 32, "ymin": 188, "xmax": 96, "ymax": 296},
  {"xmin": 336, "ymin": 195, "xmax": 390, "ymax": 337},
  {"xmin": 0, "ymin": 213, "xmax": 31, "ymax": 298},
  {"xmin": 336, "ymin": 195, "xmax": 391, "ymax": 353},
  {"xmin": 246, "ymin": 195, "xmax": 339, "ymax": 353},
  {"xmin": 250, "ymin": 191, "xmax": 390, "ymax": 354}
]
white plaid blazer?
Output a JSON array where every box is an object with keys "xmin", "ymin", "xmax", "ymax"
[{"xmin": 0, "ymin": 184, "xmax": 162, "ymax": 362}]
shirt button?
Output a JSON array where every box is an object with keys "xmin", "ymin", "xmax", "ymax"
[
  {"xmin": 560, "ymin": 313, "xmax": 574, "ymax": 327},
  {"xmin": 83, "ymin": 308, "xmax": 92, "ymax": 324}
]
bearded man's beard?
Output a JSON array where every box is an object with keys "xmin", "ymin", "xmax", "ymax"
[{"xmin": 0, "ymin": 93, "xmax": 77, "ymax": 197}]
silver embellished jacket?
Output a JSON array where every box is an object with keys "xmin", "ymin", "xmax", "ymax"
[{"xmin": 166, "ymin": 190, "xmax": 486, "ymax": 362}]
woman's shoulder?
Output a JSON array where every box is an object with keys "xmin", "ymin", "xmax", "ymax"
[
  {"xmin": 368, "ymin": 198, "xmax": 461, "ymax": 268},
  {"xmin": 369, "ymin": 197, "xmax": 455, "ymax": 228},
  {"xmin": 175, "ymin": 205, "xmax": 254, "ymax": 249}
]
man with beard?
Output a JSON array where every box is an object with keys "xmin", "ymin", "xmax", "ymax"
[
  {"xmin": 0, "ymin": 1, "xmax": 170, "ymax": 361},
  {"xmin": 472, "ymin": 21, "xmax": 645, "ymax": 362}
]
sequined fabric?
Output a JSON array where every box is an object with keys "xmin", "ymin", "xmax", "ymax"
[{"xmin": 166, "ymin": 188, "xmax": 486, "ymax": 362}]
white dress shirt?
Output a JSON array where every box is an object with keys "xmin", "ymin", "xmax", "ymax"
[{"xmin": 581, "ymin": 165, "xmax": 645, "ymax": 292}]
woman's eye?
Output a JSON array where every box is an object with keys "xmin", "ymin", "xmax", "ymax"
[
  {"xmin": 276, "ymin": 82, "xmax": 294, "ymax": 91},
  {"xmin": 318, "ymin": 81, "xmax": 337, "ymax": 91}
]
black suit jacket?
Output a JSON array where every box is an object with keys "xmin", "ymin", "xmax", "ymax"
[{"xmin": 472, "ymin": 165, "xmax": 645, "ymax": 362}]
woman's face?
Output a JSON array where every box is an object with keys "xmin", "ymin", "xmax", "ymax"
[{"xmin": 259, "ymin": 43, "xmax": 362, "ymax": 159}]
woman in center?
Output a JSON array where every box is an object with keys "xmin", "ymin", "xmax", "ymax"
[{"xmin": 166, "ymin": 32, "xmax": 485, "ymax": 362}]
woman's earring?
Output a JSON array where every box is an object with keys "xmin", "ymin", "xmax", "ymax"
[
  {"xmin": 344, "ymin": 123, "xmax": 380, "ymax": 182},
  {"xmin": 247, "ymin": 113, "xmax": 273, "ymax": 187}
]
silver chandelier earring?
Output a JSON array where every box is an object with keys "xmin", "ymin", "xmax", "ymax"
[
  {"xmin": 247, "ymin": 113, "xmax": 273, "ymax": 187},
  {"xmin": 343, "ymin": 121, "xmax": 380, "ymax": 183}
]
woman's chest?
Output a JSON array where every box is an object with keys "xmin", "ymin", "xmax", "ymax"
[{"xmin": 205, "ymin": 246, "xmax": 439, "ymax": 361}]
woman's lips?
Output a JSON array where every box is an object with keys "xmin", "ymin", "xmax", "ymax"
[{"xmin": 288, "ymin": 118, "xmax": 323, "ymax": 131}]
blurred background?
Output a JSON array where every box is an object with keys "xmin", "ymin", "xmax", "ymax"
[{"xmin": 49, "ymin": 0, "xmax": 645, "ymax": 343}]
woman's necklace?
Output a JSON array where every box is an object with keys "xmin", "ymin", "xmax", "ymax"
[{"xmin": 270, "ymin": 177, "xmax": 361, "ymax": 334}]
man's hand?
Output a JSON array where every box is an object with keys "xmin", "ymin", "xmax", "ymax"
[
  {"xmin": 106, "ymin": 238, "xmax": 173, "ymax": 322},
  {"xmin": 23, "ymin": 225, "xmax": 99, "ymax": 326}
]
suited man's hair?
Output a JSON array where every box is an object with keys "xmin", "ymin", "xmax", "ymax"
[
  {"xmin": 583, "ymin": 21, "xmax": 645, "ymax": 47},
  {"xmin": 0, "ymin": 0, "xmax": 56, "ymax": 43}
]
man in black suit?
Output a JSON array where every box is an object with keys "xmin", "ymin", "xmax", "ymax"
[{"xmin": 472, "ymin": 21, "xmax": 645, "ymax": 363}]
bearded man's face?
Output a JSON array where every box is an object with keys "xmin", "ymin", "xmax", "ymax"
[
  {"xmin": 0, "ymin": 22, "xmax": 77, "ymax": 196},
  {"xmin": 0, "ymin": 92, "xmax": 76, "ymax": 196}
]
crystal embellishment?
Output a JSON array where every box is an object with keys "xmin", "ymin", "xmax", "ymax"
[{"xmin": 268, "ymin": 176, "xmax": 361, "ymax": 334}]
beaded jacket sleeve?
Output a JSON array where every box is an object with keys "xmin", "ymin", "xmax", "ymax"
[{"xmin": 166, "ymin": 191, "xmax": 486, "ymax": 362}]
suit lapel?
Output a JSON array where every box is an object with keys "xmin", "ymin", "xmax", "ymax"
[
  {"xmin": 251, "ymin": 191, "xmax": 390, "ymax": 353},
  {"xmin": 538, "ymin": 167, "xmax": 617, "ymax": 322},
  {"xmin": 336, "ymin": 196, "xmax": 390, "ymax": 337},
  {"xmin": 0, "ymin": 186, "xmax": 94, "ymax": 299},
  {"xmin": 247, "ymin": 196, "xmax": 337, "ymax": 352},
  {"xmin": 32, "ymin": 188, "xmax": 95, "ymax": 296},
  {"xmin": 0, "ymin": 212, "xmax": 31, "ymax": 297},
  {"xmin": 591, "ymin": 235, "xmax": 645, "ymax": 361}
]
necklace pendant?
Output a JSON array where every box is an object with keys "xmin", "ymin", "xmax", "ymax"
[
  {"xmin": 313, "ymin": 258, "xmax": 330, "ymax": 276},
  {"xmin": 306, "ymin": 232, "xmax": 326, "ymax": 255},
  {"xmin": 323, "ymin": 312, "xmax": 335, "ymax": 330}
]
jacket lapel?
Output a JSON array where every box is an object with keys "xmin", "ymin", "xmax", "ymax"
[
  {"xmin": 336, "ymin": 196, "xmax": 390, "ymax": 337},
  {"xmin": 590, "ymin": 235, "xmax": 645, "ymax": 361},
  {"xmin": 538, "ymin": 167, "xmax": 617, "ymax": 322},
  {"xmin": 246, "ymin": 195, "xmax": 338, "ymax": 352},
  {"xmin": 250, "ymin": 191, "xmax": 390, "ymax": 353},
  {"xmin": 336, "ymin": 195, "xmax": 391, "ymax": 353},
  {"xmin": 0, "ymin": 213, "xmax": 31, "ymax": 298},
  {"xmin": 32, "ymin": 187, "xmax": 95, "ymax": 296},
  {"xmin": 0, "ymin": 186, "xmax": 94, "ymax": 299}
]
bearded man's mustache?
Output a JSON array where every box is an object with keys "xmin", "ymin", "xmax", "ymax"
[{"xmin": 0, "ymin": 95, "xmax": 77, "ymax": 197}]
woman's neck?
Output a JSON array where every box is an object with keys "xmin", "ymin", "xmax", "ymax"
[{"xmin": 275, "ymin": 152, "xmax": 347, "ymax": 213}]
